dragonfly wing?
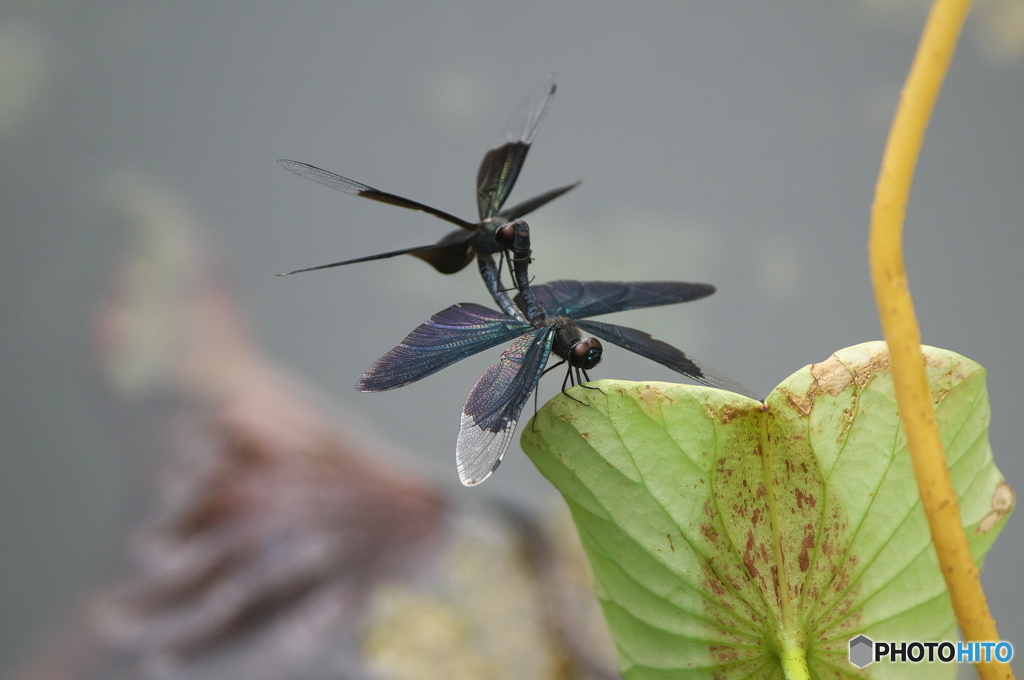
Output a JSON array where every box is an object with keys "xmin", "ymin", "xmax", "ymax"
[
  {"xmin": 499, "ymin": 181, "xmax": 580, "ymax": 221},
  {"xmin": 575, "ymin": 319, "xmax": 759, "ymax": 399},
  {"xmin": 521, "ymin": 280, "xmax": 716, "ymax": 319},
  {"xmin": 502, "ymin": 72, "xmax": 557, "ymax": 147},
  {"xmin": 357, "ymin": 304, "xmax": 531, "ymax": 392},
  {"xmin": 278, "ymin": 241, "xmax": 456, "ymax": 276},
  {"xmin": 456, "ymin": 328, "xmax": 554, "ymax": 486},
  {"xmin": 278, "ymin": 159, "xmax": 476, "ymax": 230},
  {"xmin": 476, "ymin": 73, "xmax": 557, "ymax": 220},
  {"xmin": 281, "ymin": 230, "xmax": 474, "ymax": 277},
  {"xmin": 409, "ymin": 229, "xmax": 476, "ymax": 274}
]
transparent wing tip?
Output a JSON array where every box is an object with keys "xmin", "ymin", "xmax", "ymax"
[
  {"xmin": 456, "ymin": 414, "xmax": 513, "ymax": 486},
  {"xmin": 458, "ymin": 468, "xmax": 495, "ymax": 487}
]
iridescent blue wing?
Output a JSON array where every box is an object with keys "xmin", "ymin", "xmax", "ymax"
[
  {"xmin": 278, "ymin": 159, "xmax": 477, "ymax": 231},
  {"xmin": 575, "ymin": 319, "xmax": 758, "ymax": 399},
  {"xmin": 456, "ymin": 327, "xmax": 555, "ymax": 486},
  {"xmin": 520, "ymin": 280, "xmax": 716, "ymax": 319},
  {"xmin": 476, "ymin": 73, "xmax": 557, "ymax": 220},
  {"xmin": 357, "ymin": 304, "xmax": 531, "ymax": 392}
]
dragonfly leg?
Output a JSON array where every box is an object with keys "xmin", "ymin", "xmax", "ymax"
[
  {"xmin": 579, "ymin": 368, "xmax": 604, "ymax": 394},
  {"xmin": 493, "ymin": 253, "xmax": 523, "ymax": 294},
  {"xmin": 502, "ymin": 249, "xmax": 514, "ymax": 289},
  {"xmin": 561, "ymin": 366, "xmax": 586, "ymax": 406},
  {"xmin": 531, "ymin": 389, "xmax": 539, "ymax": 432},
  {"xmin": 531, "ymin": 360, "xmax": 567, "ymax": 431},
  {"xmin": 502, "ymin": 248, "xmax": 535, "ymax": 293},
  {"xmin": 541, "ymin": 359, "xmax": 566, "ymax": 378},
  {"xmin": 496, "ymin": 252, "xmax": 506, "ymax": 285}
]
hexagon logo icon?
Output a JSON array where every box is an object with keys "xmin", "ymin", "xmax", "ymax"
[{"xmin": 849, "ymin": 634, "xmax": 874, "ymax": 668}]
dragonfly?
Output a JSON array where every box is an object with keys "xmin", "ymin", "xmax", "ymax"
[
  {"xmin": 357, "ymin": 279, "xmax": 757, "ymax": 486},
  {"xmin": 277, "ymin": 73, "xmax": 576, "ymax": 321}
]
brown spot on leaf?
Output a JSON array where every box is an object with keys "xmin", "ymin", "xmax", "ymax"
[
  {"xmin": 839, "ymin": 405, "xmax": 856, "ymax": 443},
  {"xmin": 794, "ymin": 488, "xmax": 817, "ymax": 510},
  {"xmin": 782, "ymin": 348, "xmax": 887, "ymax": 423},
  {"xmin": 709, "ymin": 644, "xmax": 738, "ymax": 663},
  {"xmin": 979, "ymin": 481, "xmax": 1015, "ymax": 533},
  {"xmin": 852, "ymin": 349, "xmax": 890, "ymax": 389},
  {"xmin": 811, "ymin": 354, "xmax": 854, "ymax": 396},
  {"xmin": 719, "ymin": 405, "xmax": 744, "ymax": 424},
  {"xmin": 707, "ymin": 574, "xmax": 727, "ymax": 596},
  {"xmin": 798, "ymin": 528, "xmax": 815, "ymax": 572},
  {"xmin": 742, "ymin": 531, "xmax": 760, "ymax": 582},
  {"xmin": 636, "ymin": 383, "xmax": 670, "ymax": 410},
  {"xmin": 811, "ymin": 551, "xmax": 863, "ymax": 641},
  {"xmin": 780, "ymin": 387, "xmax": 813, "ymax": 417}
]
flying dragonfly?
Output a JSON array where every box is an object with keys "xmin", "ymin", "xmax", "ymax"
[
  {"xmin": 277, "ymin": 73, "xmax": 576, "ymax": 321},
  {"xmin": 357, "ymin": 279, "xmax": 758, "ymax": 486}
]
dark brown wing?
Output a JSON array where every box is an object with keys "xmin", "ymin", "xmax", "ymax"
[{"xmin": 279, "ymin": 159, "xmax": 476, "ymax": 230}]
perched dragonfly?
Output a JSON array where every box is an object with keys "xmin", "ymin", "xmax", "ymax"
[
  {"xmin": 358, "ymin": 279, "xmax": 757, "ymax": 486},
  {"xmin": 277, "ymin": 73, "xmax": 576, "ymax": 321}
]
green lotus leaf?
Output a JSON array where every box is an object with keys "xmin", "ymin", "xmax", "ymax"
[{"xmin": 521, "ymin": 341, "xmax": 1012, "ymax": 679}]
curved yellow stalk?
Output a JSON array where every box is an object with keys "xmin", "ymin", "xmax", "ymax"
[{"xmin": 868, "ymin": 1, "xmax": 1011, "ymax": 678}]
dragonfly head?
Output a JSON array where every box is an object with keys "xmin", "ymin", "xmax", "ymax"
[
  {"xmin": 495, "ymin": 221, "xmax": 517, "ymax": 248},
  {"xmin": 493, "ymin": 219, "xmax": 528, "ymax": 248},
  {"xmin": 569, "ymin": 337, "xmax": 602, "ymax": 370}
]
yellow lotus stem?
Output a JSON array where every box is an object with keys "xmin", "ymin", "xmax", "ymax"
[{"xmin": 868, "ymin": 1, "xmax": 1011, "ymax": 678}]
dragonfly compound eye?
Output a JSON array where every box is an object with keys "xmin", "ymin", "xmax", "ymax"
[
  {"xmin": 495, "ymin": 223, "xmax": 517, "ymax": 247},
  {"xmin": 570, "ymin": 337, "xmax": 603, "ymax": 369}
]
